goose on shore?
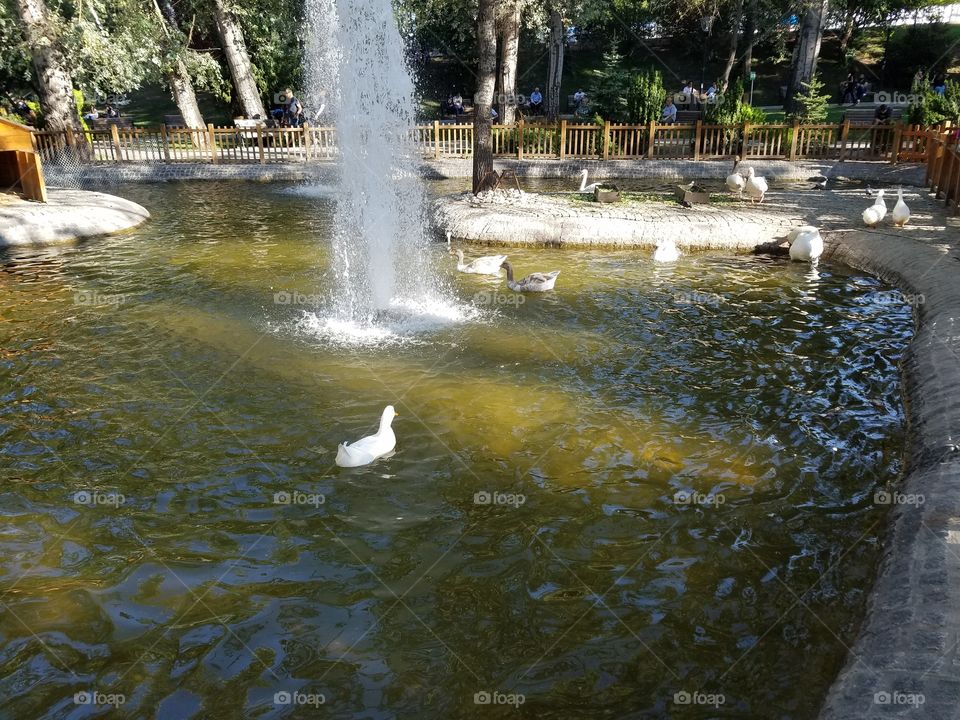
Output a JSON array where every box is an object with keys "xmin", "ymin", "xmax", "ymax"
[
  {"xmin": 744, "ymin": 167, "xmax": 768, "ymax": 203},
  {"xmin": 862, "ymin": 189, "xmax": 887, "ymax": 227},
  {"xmin": 501, "ymin": 260, "xmax": 560, "ymax": 292},
  {"xmin": 726, "ymin": 156, "xmax": 746, "ymax": 196},
  {"xmin": 892, "ymin": 187, "xmax": 911, "ymax": 227}
]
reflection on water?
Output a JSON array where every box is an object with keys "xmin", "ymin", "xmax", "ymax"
[{"xmin": 0, "ymin": 181, "xmax": 911, "ymax": 718}]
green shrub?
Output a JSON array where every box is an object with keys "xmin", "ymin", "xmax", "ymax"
[
  {"xmin": 908, "ymin": 80, "xmax": 960, "ymax": 126},
  {"xmin": 625, "ymin": 68, "xmax": 665, "ymax": 124},
  {"xmin": 589, "ymin": 48, "xmax": 630, "ymax": 122},
  {"xmin": 789, "ymin": 74, "xmax": 830, "ymax": 124}
]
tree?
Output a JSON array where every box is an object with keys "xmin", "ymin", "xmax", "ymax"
[
  {"xmin": 789, "ymin": 72, "xmax": 829, "ymax": 123},
  {"xmin": 589, "ymin": 47, "xmax": 629, "ymax": 120},
  {"xmin": 12, "ymin": 0, "xmax": 82, "ymax": 131},
  {"xmin": 473, "ymin": 0, "xmax": 497, "ymax": 193},
  {"xmin": 155, "ymin": 0, "xmax": 205, "ymax": 129},
  {"xmin": 625, "ymin": 67, "xmax": 665, "ymax": 124},
  {"xmin": 720, "ymin": 0, "xmax": 744, "ymax": 88},
  {"xmin": 545, "ymin": 3, "xmax": 564, "ymax": 120},
  {"xmin": 496, "ymin": 0, "xmax": 521, "ymax": 124},
  {"xmin": 784, "ymin": 0, "xmax": 828, "ymax": 113},
  {"xmin": 211, "ymin": 0, "xmax": 265, "ymax": 119}
]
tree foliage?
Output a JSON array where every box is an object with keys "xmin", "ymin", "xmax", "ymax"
[{"xmin": 789, "ymin": 73, "xmax": 830, "ymax": 123}]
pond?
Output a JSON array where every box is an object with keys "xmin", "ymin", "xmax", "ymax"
[{"xmin": 0, "ymin": 181, "xmax": 911, "ymax": 718}]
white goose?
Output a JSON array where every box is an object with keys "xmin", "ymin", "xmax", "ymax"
[
  {"xmin": 453, "ymin": 248, "xmax": 507, "ymax": 275},
  {"xmin": 501, "ymin": 260, "xmax": 560, "ymax": 292},
  {"xmin": 335, "ymin": 405, "xmax": 398, "ymax": 468},
  {"xmin": 787, "ymin": 225, "xmax": 820, "ymax": 244},
  {"xmin": 726, "ymin": 156, "xmax": 745, "ymax": 196},
  {"xmin": 744, "ymin": 167, "xmax": 768, "ymax": 203},
  {"xmin": 862, "ymin": 189, "xmax": 887, "ymax": 227},
  {"xmin": 578, "ymin": 169, "xmax": 602, "ymax": 193},
  {"xmin": 892, "ymin": 187, "xmax": 911, "ymax": 227},
  {"xmin": 653, "ymin": 238, "xmax": 680, "ymax": 263},
  {"xmin": 788, "ymin": 227, "xmax": 824, "ymax": 263}
]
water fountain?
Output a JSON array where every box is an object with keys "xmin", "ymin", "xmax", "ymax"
[{"xmin": 302, "ymin": 0, "xmax": 466, "ymax": 343}]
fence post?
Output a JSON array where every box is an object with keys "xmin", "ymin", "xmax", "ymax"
[
  {"xmin": 925, "ymin": 129, "xmax": 939, "ymax": 186},
  {"xmin": 647, "ymin": 120, "xmax": 657, "ymax": 158},
  {"xmin": 303, "ymin": 123, "xmax": 311, "ymax": 163},
  {"xmin": 110, "ymin": 123, "xmax": 123, "ymax": 162},
  {"xmin": 159, "ymin": 124, "xmax": 171, "ymax": 162},
  {"xmin": 838, "ymin": 119, "xmax": 850, "ymax": 161},
  {"xmin": 559, "ymin": 119, "xmax": 567, "ymax": 160},
  {"xmin": 742, "ymin": 122, "xmax": 750, "ymax": 158},
  {"xmin": 65, "ymin": 125, "xmax": 76, "ymax": 161},
  {"xmin": 433, "ymin": 120, "xmax": 441, "ymax": 159},
  {"xmin": 602, "ymin": 120, "xmax": 611, "ymax": 160},
  {"xmin": 693, "ymin": 120, "xmax": 702, "ymax": 161},
  {"xmin": 207, "ymin": 123, "xmax": 218, "ymax": 164},
  {"xmin": 257, "ymin": 124, "xmax": 265, "ymax": 164},
  {"xmin": 890, "ymin": 122, "xmax": 904, "ymax": 164},
  {"xmin": 788, "ymin": 118, "xmax": 800, "ymax": 160},
  {"xmin": 517, "ymin": 116, "xmax": 524, "ymax": 160}
]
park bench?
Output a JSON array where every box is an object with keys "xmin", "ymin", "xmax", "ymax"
[
  {"xmin": 90, "ymin": 117, "xmax": 134, "ymax": 131},
  {"xmin": 844, "ymin": 106, "xmax": 904, "ymax": 124},
  {"xmin": 676, "ymin": 110, "xmax": 702, "ymax": 123}
]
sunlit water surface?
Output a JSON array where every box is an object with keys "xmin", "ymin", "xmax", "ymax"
[{"xmin": 0, "ymin": 181, "xmax": 912, "ymax": 718}]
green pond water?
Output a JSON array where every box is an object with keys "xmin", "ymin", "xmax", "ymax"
[{"xmin": 0, "ymin": 181, "xmax": 912, "ymax": 719}]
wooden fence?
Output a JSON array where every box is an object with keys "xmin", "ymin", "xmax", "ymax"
[
  {"xmin": 925, "ymin": 126, "xmax": 960, "ymax": 216},
  {"xmin": 30, "ymin": 119, "xmax": 947, "ymax": 166}
]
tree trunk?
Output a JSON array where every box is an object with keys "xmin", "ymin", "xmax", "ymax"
[
  {"xmin": 720, "ymin": 0, "xmax": 744, "ymax": 89},
  {"xmin": 497, "ymin": 0, "xmax": 521, "ymax": 125},
  {"xmin": 473, "ymin": 0, "xmax": 497, "ymax": 194},
  {"xmin": 546, "ymin": 7, "xmax": 564, "ymax": 120},
  {"xmin": 13, "ymin": 0, "xmax": 82, "ymax": 132},
  {"xmin": 839, "ymin": 8, "xmax": 856, "ymax": 52},
  {"xmin": 784, "ymin": 0, "xmax": 828, "ymax": 113},
  {"xmin": 156, "ymin": 0, "xmax": 206, "ymax": 129},
  {"xmin": 212, "ymin": 0, "xmax": 265, "ymax": 119}
]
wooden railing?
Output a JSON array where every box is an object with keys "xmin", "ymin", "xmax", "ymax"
[
  {"xmin": 31, "ymin": 119, "xmax": 949, "ymax": 166},
  {"xmin": 925, "ymin": 126, "xmax": 960, "ymax": 215}
]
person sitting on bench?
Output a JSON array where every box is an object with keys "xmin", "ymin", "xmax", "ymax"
[
  {"xmin": 661, "ymin": 97, "xmax": 677, "ymax": 124},
  {"xmin": 529, "ymin": 87, "xmax": 543, "ymax": 114}
]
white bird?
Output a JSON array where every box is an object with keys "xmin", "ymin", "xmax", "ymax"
[
  {"xmin": 726, "ymin": 156, "xmax": 745, "ymax": 196},
  {"xmin": 578, "ymin": 169, "xmax": 602, "ymax": 193},
  {"xmin": 335, "ymin": 406, "xmax": 398, "ymax": 468},
  {"xmin": 862, "ymin": 189, "xmax": 887, "ymax": 227},
  {"xmin": 744, "ymin": 167, "xmax": 768, "ymax": 203},
  {"xmin": 789, "ymin": 227, "xmax": 824, "ymax": 263},
  {"xmin": 892, "ymin": 187, "xmax": 910, "ymax": 227},
  {"xmin": 453, "ymin": 248, "xmax": 507, "ymax": 275},
  {"xmin": 787, "ymin": 225, "xmax": 820, "ymax": 244},
  {"xmin": 653, "ymin": 238, "xmax": 680, "ymax": 263},
  {"xmin": 501, "ymin": 260, "xmax": 559, "ymax": 292}
]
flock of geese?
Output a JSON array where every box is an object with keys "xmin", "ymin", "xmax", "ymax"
[{"xmin": 333, "ymin": 171, "xmax": 917, "ymax": 465}]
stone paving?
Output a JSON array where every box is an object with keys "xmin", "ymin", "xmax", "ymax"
[{"xmin": 0, "ymin": 188, "xmax": 150, "ymax": 247}]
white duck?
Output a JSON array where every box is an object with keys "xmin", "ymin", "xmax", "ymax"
[
  {"xmin": 892, "ymin": 187, "xmax": 910, "ymax": 227},
  {"xmin": 744, "ymin": 167, "xmax": 768, "ymax": 203},
  {"xmin": 453, "ymin": 248, "xmax": 507, "ymax": 275},
  {"xmin": 786, "ymin": 225, "xmax": 819, "ymax": 244},
  {"xmin": 335, "ymin": 405, "xmax": 398, "ymax": 468},
  {"xmin": 862, "ymin": 189, "xmax": 887, "ymax": 227},
  {"xmin": 788, "ymin": 227, "xmax": 824, "ymax": 263},
  {"xmin": 501, "ymin": 260, "xmax": 560, "ymax": 292},
  {"xmin": 578, "ymin": 169, "xmax": 601, "ymax": 193},
  {"xmin": 726, "ymin": 156, "xmax": 745, "ymax": 196},
  {"xmin": 653, "ymin": 238, "xmax": 680, "ymax": 263}
]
